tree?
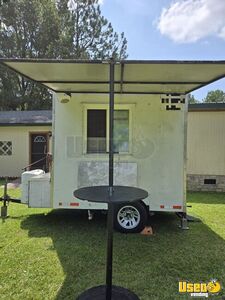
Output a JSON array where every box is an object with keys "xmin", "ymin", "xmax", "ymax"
[
  {"xmin": 0, "ymin": 0, "xmax": 10, "ymax": 6},
  {"xmin": 187, "ymin": 94, "xmax": 198, "ymax": 104},
  {"xmin": 0, "ymin": 0, "xmax": 128, "ymax": 110},
  {"xmin": 203, "ymin": 89, "xmax": 225, "ymax": 103},
  {"xmin": 58, "ymin": 0, "xmax": 128, "ymax": 60},
  {"xmin": 0, "ymin": 0, "xmax": 61, "ymax": 110}
]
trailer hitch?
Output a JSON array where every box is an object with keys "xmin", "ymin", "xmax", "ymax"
[{"xmin": 0, "ymin": 178, "xmax": 21, "ymax": 219}]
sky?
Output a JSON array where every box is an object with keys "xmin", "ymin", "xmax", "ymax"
[{"xmin": 100, "ymin": 0, "xmax": 225, "ymax": 101}]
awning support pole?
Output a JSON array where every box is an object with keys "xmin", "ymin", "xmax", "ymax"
[
  {"xmin": 106, "ymin": 59, "xmax": 115, "ymax": 300},
  {"xmin": 109, "ymin": 59, "xmax": 115, "ymax": 191}
]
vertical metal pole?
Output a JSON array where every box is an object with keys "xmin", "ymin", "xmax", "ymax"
[
  {"xmin": 106, "ymin": 201, "xmax": 114, "ymax": 300},
  {"xmin": 1, "ymin": 177, "xmax": 8, "ymax": 218},
  {"xmin": 109, "ymin": 59, "xmax": 115, "ymax": 190},
  {"xmin": 106, "ymin": 59, "xmax": 115, "ymax": 300}
]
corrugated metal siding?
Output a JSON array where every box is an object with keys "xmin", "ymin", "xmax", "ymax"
[{"xmin": 187, "ymin": 111, "xmax": 225, "ymax": 175}]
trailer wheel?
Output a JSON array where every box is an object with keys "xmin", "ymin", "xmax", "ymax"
[{"xmin": 114, "ymin": 202, "xmax": 148, "ymax": 233}]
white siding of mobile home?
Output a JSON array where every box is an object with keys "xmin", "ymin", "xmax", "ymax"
[
  {"xmin": 187, "ymin": 109, "xmax": 225, "ymax": 191},
  {"xmin": 187, "ymin": 111, "xmax": 225, "ymax": 175},
  {"xmin": 0, "ymin": 126, "xmax": 51, "ymax": 177}
]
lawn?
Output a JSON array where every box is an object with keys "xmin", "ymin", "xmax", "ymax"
[{"xmin": 0, "ymin": 187, "xmax": 225, "ymax": 300}]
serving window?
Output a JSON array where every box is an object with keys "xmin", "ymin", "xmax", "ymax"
[{"xmin": 84, "ymin": 104, "xmax": 132, "ymax": 154}]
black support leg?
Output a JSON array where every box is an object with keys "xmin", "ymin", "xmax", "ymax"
[{"xmin": 106, "ymin": 202, "xmax": 114, "ymax": 300}]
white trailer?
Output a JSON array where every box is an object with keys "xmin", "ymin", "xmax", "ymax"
[{"xmin": 1, "ymin": 59, "xmax": 225, "ymax": 232}]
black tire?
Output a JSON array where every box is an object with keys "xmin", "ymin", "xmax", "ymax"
[{"xmin": 114, "ymin": 201, "xmax": 148, "ymax": 233}]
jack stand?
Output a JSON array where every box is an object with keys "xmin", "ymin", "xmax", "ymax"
[
  {"xmin": 0, "ymin": 178, "xmax": 10, "ymax": 219},
  {"xmin": 88, "ymin": 210, "xmax": 94, "ymax": 221},
  {"xmin": 1, "ymin": 205, "xmax": 8, "ymax": 218},
  {"xmin": 177, "ymin": 212, "xmax": 189, "ymax": 230}
]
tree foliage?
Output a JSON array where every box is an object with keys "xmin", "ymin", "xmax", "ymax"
[
  {"xmin": 59, "ymin": 0, "xmax": 127, "ymax": 59},
  {"xmin": 0, "ymin": 0, "xmax": 128, "ymax": 110},
  {"xmin": 203, "ymin": 89, "xmax": 225, "ymax": 103},
  {"xmin": 187, "ymin": 94, "xmax": 198, "ymax": 104},
  {"xmin": 0, "ymin": 0, "xmax": 10, "ymax": 7}
]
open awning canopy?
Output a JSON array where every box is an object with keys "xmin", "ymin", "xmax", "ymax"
[{"xmin": 1, "ymin": 59, "xmax": 225, "ymax": 95}]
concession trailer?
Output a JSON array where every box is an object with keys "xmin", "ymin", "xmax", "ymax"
[{"xmin": 1, "ymin": 59, "xmax": 225, "ymax": 233}]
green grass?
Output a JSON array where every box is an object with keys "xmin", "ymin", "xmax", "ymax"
[{"xmin": 0, "ymin": 188, "xmax": 225, "ymax": 300}]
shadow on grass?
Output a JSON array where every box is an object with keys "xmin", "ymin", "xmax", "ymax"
[
  {"xmin": 21, "ymin": 210, "xmax": 225, "ymax": 300},
  {"xmin": 187, "ymin": 192, "xmax": 225, "ymax": 204}
]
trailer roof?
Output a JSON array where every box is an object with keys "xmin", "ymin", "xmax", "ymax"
[{"xmin": 1, "ymin": 59, "xmax": 225, "ymax": 95}]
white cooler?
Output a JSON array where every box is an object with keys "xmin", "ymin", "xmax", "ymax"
[{"xmin": 21, "ymin": 170, "xmax": 51, "ymax": 207}]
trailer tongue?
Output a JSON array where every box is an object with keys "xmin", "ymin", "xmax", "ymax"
[{"xmin": 0, "ymin": 178, "xmax": 21, "ymax": 218}]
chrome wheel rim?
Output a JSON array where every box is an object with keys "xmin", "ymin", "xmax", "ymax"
[{"xmin": 117, "ymin": 205, "xmax": 141, "ymax": 229}]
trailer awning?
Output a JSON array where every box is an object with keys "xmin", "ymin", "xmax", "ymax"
[{"xmin": 1, "ymin": 59, "xmax": 225, "ymax": 95}]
